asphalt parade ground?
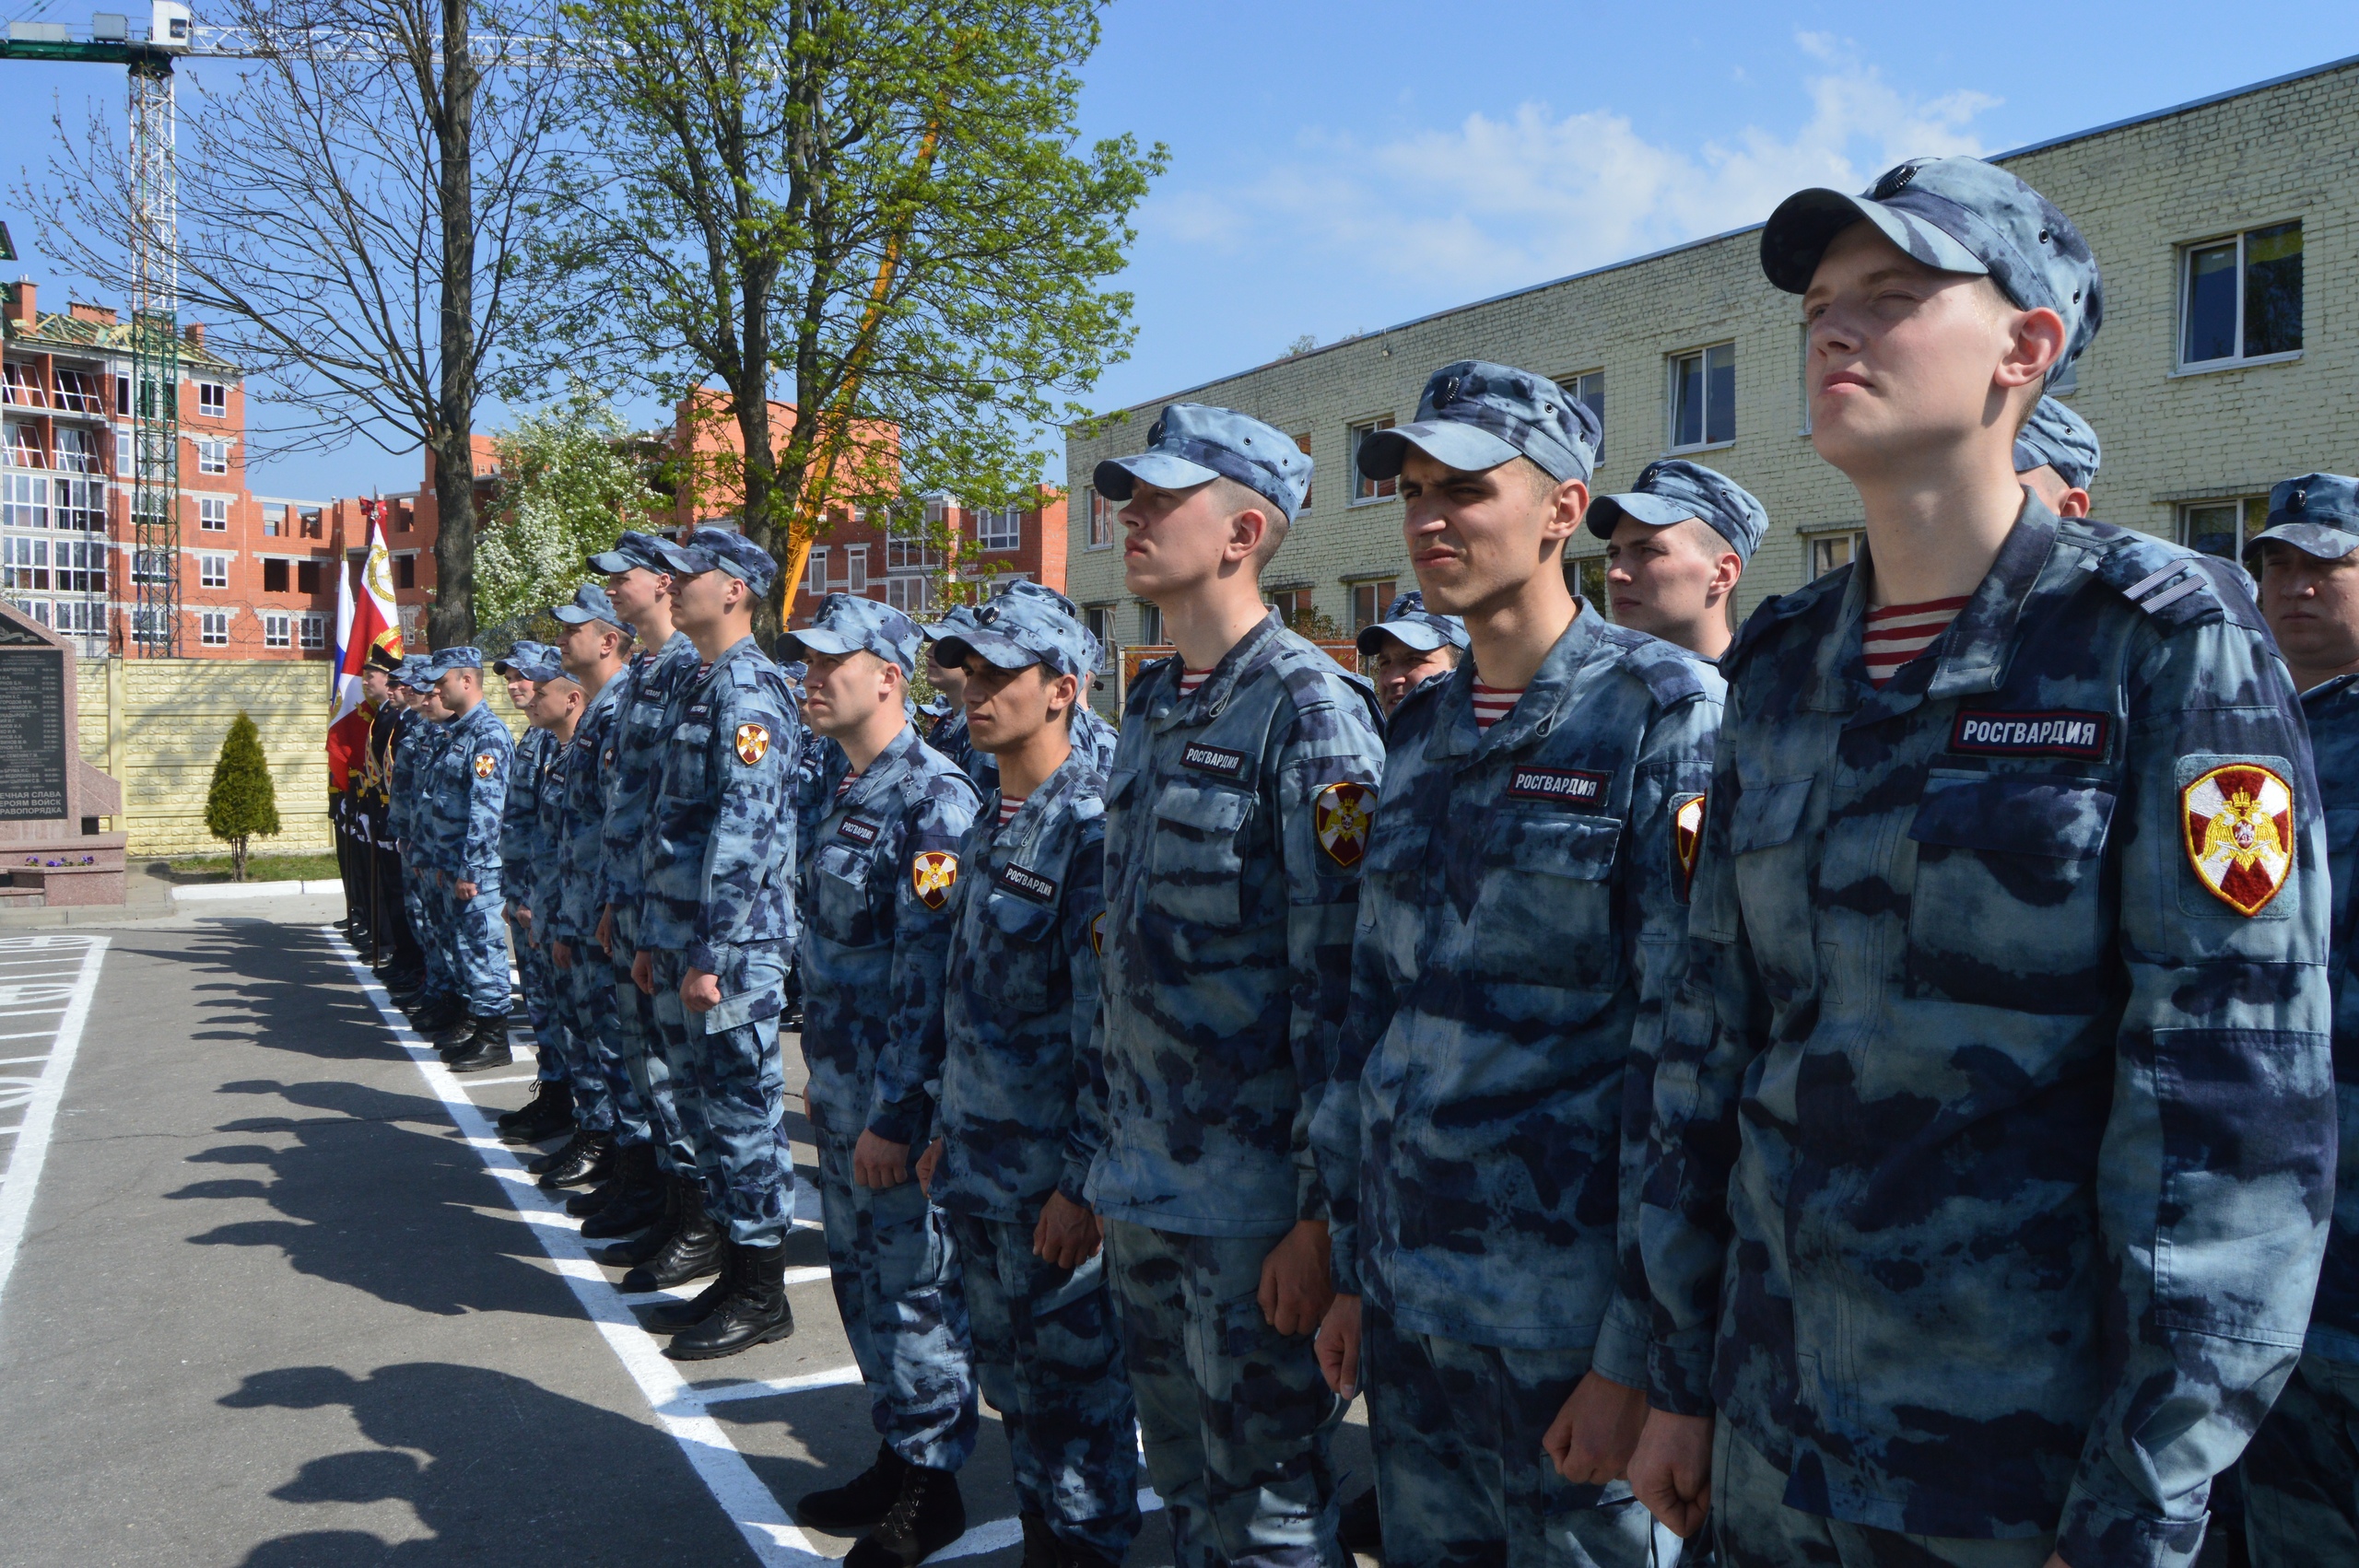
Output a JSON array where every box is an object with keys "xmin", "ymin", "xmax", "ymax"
[{"xmin": 0, "ymin": 900, "xmax": 1377, "ymax": 1566}]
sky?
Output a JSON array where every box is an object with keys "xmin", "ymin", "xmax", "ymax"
[{"xmin": 0, "ymin": 0, "xmax": 2352, "ymax": 501}]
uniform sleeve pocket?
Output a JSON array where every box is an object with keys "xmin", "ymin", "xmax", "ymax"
[
  {"xmin": 1730, "ymin": 778, "xmax": 1813, "ymax": 855},
  {"xmin": 1907, "ymin": 773, "xmax": 2114, "ymax": 859}
]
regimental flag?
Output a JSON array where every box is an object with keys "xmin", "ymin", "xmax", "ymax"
[
  {"xmin": 327, "ymin": 500, "xmax": 403, "ymax": 795},
  {"xmin": 2183, "ymin": 762, "xmax": 2295, "ymax": 917}
]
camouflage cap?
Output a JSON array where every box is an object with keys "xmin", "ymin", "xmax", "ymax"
[
  {"xmin": 2012, "ymin": 396, "xmax": 2102, "ymax": 489},
  {"xmin": 780, "ymin": 592, "xmax": 924, "ymax": 675},
  {"xmin": 391, "ymin": 655, "xmax": 433, "ymax": 690},
  {"xmin": 428, "ymin": 646, "xmax": 483, "ymax": 676},
  {"xmin": 585, "ymin": 531, "xmax": 673, "ymax": 576},
  {"xmin": 1356, "ymin": 360, "xmax": 1601, "ymax": 486},
  {"xmin": 933, "ymin": 579, "xmax": 1101, "ymax": 680},
  {"xmin": 1585, "ymin": 458, "xmax": 1769, "ymax": 562},
  {"xmin": 492, "ymin": 640, "xmax": 562, "ymax": 682},
  {"xmin": 1354, "ymin": 588, "xmax": 1469, "ymax": 657},
  {"xmin": 1761, "ymin": 155, "xmax": 2103, "ymax": 382},
  {"xmin": 1094, "ymin": 403, "xmax": 1312, "ymax": 523},
  {"xmin": 920, "ymin": 603, "xmax": 982, "ymax": 645},
  {"xmin": 550, "ymin": 582, "xmax": 625, "ymax": 628},
  {"xmin": 2248, "ymin": 473, "xmax": 2359, "ymax": 564},
  {"xmin": 650, "ymin": 525, "xmax": 779, "ymax": 598}
]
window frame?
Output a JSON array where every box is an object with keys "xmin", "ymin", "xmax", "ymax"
[
  {"xmin": 299, "ymin": 613, "xmax": 328, "ymax": 650},
  {"xmin": 976, "ymin": 504, "xmax": 1021, "ymax": 552},
  {"xmin": 2176, "ymin": 220, "xmax": 2305, "ymax": 372},
  {"xmin": 1350, "ymin": 579, "xmax": 1396, "ymax": 633},
  {"xmin": 2178, "ymin": 497, "xmax": 2270, "ymax": 562},
  {"xmin": 198, "ymin": 495, "xmax": 229, "ymax": 532},
  {"xmin": 263, "ymin": 612, "xmax": 291, "ymax": 649},
  {"xmin": 1806, "ymin": 529, "xmax": 1867, "ymax": 579},
  {"xmin": 1557, "ymin": 371, "xmax": 1604, "ymax": 463},
  {"xmin": 1347, "ymin": 415, "xmax": 1398, "ymax": 504},
  {"xmin": 195, "ymin": 436, "xmax": 230, "ymax": 475},
  {"xmin": 1137, "ymin": 603, "xmax": 1164, "ymax": 647},
  {"xmin": 1667, "ymin": 341, "xmax": 1737, "ymax": 453},
  {"xmin": 1085, "ymin": 486, "xmax": 1115, "ymax": 549},
  {"xmin": 200, "ymin": 610, "xmax": 229, "ymax": 647},
  {"xmin": 199, "ymin": 552, "xmax": 229, "ymax": 589},
  {"xmin": 197, "ymin": 380, "xmax": 228, "ymax": 417}
]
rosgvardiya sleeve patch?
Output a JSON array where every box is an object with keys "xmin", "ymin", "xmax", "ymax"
[
  {"xmin": 2182, "ymin": 762, "xmax": 2294, "ymax": 916},
  {"xmin": 911, "ymin": 849, "xmax": 959, "ymax": 910},
  {"xmin": 1673, "ymin": 792, "xmax": 1706, "ymax": 901},
  {"xmin": 1314, "ymin": 781, "xmax": 1376, "ymax": 868},
  {"xmin": 735, "ymin": 723, "xmax": 769, "ymax": 766},
  {"xmin": 474, "ymin": 751, "xmax": 499, "ymax": 778}
]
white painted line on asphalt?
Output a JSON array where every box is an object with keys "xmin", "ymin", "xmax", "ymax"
[
  {"xmin": 665, "ymin": 1363, "xmax": 865, "ymax": 1410},
  {"xmin": 326, "ymin": 928, "xmax": 832, "ymax": 1568},
  {"xmin": 0, "ymin": 935, "xmax": 107, "ymax": 1316},
  {"xmin": 458, "ymin": 1073, "xmax": 539, "ymax": 1086}
]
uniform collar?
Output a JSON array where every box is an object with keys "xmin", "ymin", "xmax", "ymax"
[
  {"xmin": 1426, "ymin": 600, "xmax": 1608, "ymax": 763},
  {"xmin": 1148, "ymin": 611, "xmax": 1283, "ymax": 731},
  {"xmin": 992, "ymin": 746, "xmax": 1093, "ymax": 846},
  {"xmin": 2301, "ymin": 670, "xmax": 2359, "ymax": 708},
  {"xmin": 695, "ymin": 635, "xmax": 761, "ymax": 687},
  {"xmin": 838, "ymin": 722, "xmax": 925, "ymax": 819}
]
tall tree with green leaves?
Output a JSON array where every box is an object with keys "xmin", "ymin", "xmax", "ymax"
[
  {"xmin": 476, "ymin": 387, "xmax": 656, "ymax": 630},
  {"xmin": 532, "ymin": 0, "xmax": 1163, "ymax": 635},
  {"xmin": 205, "ymin": 713, "xmax": 282, "ymax": 883}
]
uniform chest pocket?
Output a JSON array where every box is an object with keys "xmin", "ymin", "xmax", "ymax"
[
  {"xmin": 1905, "ymin": 771, "xmax": 2116, "ymax": 1012},
  {"xmin": 1473, "ymin": 813, "xmax": 1623, "ymax": 990},
  {"xmin": 663, "ymin": 722, "xmax": 713, "ymax": 802},
  {"xmin": 1144, "ymin": 780, "xmax": 1253, "ymax": 929},
  {"xmin": 977, "ymin": 886, "xmax": 1059, "ymax": 1011},
  {"xmin": 812, "ymin": 839, "xmax": 883, "ymax": 945}
]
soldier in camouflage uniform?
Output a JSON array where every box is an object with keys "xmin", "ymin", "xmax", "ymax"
[
  {"xmin": 1588, "ymin": 459, "xmax": 1766, "ymax": 662},
  {"xmin": 919, "ymin": 591, "xmax": 1138, "ymax": 1568},
  {"xmin": 2013, "ymin": 394, "xmax": 2100, "ymax": 520},
  {"xmin": 396, "ymin": 660, "xmax": 464, "ymax": 1033},
  {"xmin": 2238, "ymin": 473, "xmax": 2359, "ymax": 1568},
  {"xmin": 928, "ymin": 594, "xmax": 1121, "ymax": 791},
  {"xmin": 501, "ymin": 635, "xmax": 599, "ymax": 1146},
  {"xmin": 1631, "ymin": 157, "xmax": 2335, "ymax": 1568},
  {"xmin": 1354, "ymin": 589, "xmax": 1465, "ymax": 720},
  {"xmin": 786, "ymin": 592, "xmax": 981, "ymax": 1568},
  {"xmin": 921, "ymin": 605, "xmax": 980, "ymax": 775},
  {"xmin": 381, "ymin": 659, "xmax": 439, "ymax": 1009},
  {"xmin": 628, "ymin": 529, "xmax": 804, "ymax": 1362},
  {"xmin": 481, "ymin": 643, "xmax": 564, "ymax": 1078},
  {"xmin": 1087, "ymin": 404, "xmax": 1385, "ymax": 1568},
  {"xmin": 1310, "ymin": 362, "xmax": 1719, "ymax": 1567},
  {"xmin": 418, "ymin": 649, "xmax": 517, "ymax": 1069}
]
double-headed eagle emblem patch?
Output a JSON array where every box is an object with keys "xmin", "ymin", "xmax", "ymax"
[{"xmin": 2182, "ymin": 763, "xmax": 2294, "ymax": 917}]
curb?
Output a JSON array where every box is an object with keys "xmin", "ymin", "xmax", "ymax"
[{"xmin": 169, "ymin": 879, "xmax": 345, "ymax": 904}]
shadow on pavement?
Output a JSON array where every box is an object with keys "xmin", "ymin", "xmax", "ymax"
[{"xmin": 223, "ymin": 1363, "xmax": 755, "ymax": 1568}]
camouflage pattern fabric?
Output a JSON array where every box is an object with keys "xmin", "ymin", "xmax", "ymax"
[
  {"xmin": 520, "ymin": 730, "xmax": 583, "ymax": 1097},
  {"xmin": 929, "ymin": 748, "xmax": 1107, "ymax": 1221},
  {"xmin": 1086, "ymin": 612, "xmax": 1385, "ymax": 1237},
  {"xmin": 504, "ymin": 726, "xmax": 561, "ymax": 1078},
  {"xmin": 2298, "ymin": 673, "xmax": 2359, "ymax": 1368},
  {"xmin": 1710, "ymin": 1419, "xmax": 2048, "ymax": 1568},
  {"xmin": 1103, "ymin": 1219, "xmax": 1344, "ymax": 1568},
  {"xmin": 1643, "ymin": 498, "xmax": 2335, "ymax": 1568},
  {"xmin": 2242, "ymin": 1352, "xmax": 2359, "ymax": 1568},
  {"xmin": 425, "ymin": 702, "xmax": 513, "ymax": 1013},
  {"xmin": 649, "ymin": 944, "xmax": 791, "ymax": 1246},
  {"xmin": 815, "ymin": 1129, "xmax": 980, "ymax": 1471},
  {"xmin": 950, "ymin": 1211, "xmax": 1140, "ymax": 1562},
  {"xmin": 547, "ymin": 679, "xmax": 642, "ymax": 1141},
  {"xmin": 1362, "ymin": 1305, "xmax": 1656, "ymax": 1568}
]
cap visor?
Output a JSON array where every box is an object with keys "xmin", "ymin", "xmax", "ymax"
[
  {"xmin": 585, "ymin": 551, "xmax": 635, "ymax": 573},
  {"xmin": 2248, "ymin": 522, "xmax": 2359, "ymax": 561},
  {"xmin": 1357, "ymin": 422, "xmax": 1522, "ymax": 483},
  {"xmin": 933, "ymin": 629, "xmax": 1041, "ymax": 673},
  {"xmin": 1356, "ymin": 623, "xmax": 1449, "ymax": 656},
  {"xmin": 648, "ymin": 541, "xmax": 710, "ymax": 575},
  {"xmin": 780, "ymin": 627, "xmax": 864, "ymax": 660},
  {"xmin": 1761, "ymin": 188, "xmax": 1987, "ymax": 293},
  {"xmin": 1093, "ymin": 451, "xmax": 1220, "ymax": 499},
  {"xmin": 1586, "ymin": 492, "xmax": 1702, "ymax": 540}
]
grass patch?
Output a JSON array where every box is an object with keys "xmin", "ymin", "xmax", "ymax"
[{"xmin": 148, "ymin": 851, "xmax": 343, "ymax": 884}]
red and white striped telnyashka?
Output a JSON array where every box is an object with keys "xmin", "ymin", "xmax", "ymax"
[
  {"xmin": 1176, "ymin": 668, "xmax": 1212, "ymax": 699},
  {"xmin": 1861, "ymin": 596, "xmax": 1969, "ymax": 688},
  {"xmin": 1470, "ymin": 681, "xmax": 1524, "ymax": 733},
  {"xmin": 997, "ymin": 794, "xmax": 1025, "ymax": 829}
]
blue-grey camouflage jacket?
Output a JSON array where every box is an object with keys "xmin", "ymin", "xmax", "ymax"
[
  {"xmin": 600, "ymin": 631, "xmax": 701, "ymax": 918},
  {"xmin": 501, "ymin": 726, "xmax": 557, "ymax": 895},
  {"xmin": 933, "ymin": 748, "xmax": 1109, "ymax": 1223},
  {"xmin": 391, "ymin": 708, "xmax": 443, "ymax": 864},
  {"xmin": 528, "ymin": 719, "xmax": 569, "ymax": 938},
  {"xmin": 1643, "ymin": 499, "xmax": 2334, "ymax": 1568},
  {"xmin": 1086, "ymin": 614, "xmax": 1387, "ymax": 1237},
  {"xmin": 1312, "ymin": 606, "xmax": 1722, "ymax": 1369},
  {"xmin": 427, "ymin": 703, "xmax": 512, "ymax": 884},
  {"xmin": 801, "ymin": 724, "xmax": 980, "ymax": 1144},
  {"xmin": 547, "ymin": 677, "xmax": 625, "ymax": 948},
  {"xmin": 640, "ymin": 636, "xmax": 804, "ymax": 974},
  {"xmin": 2303, "ymin": 672, "xmax": 2359, "ymax": 1366}
]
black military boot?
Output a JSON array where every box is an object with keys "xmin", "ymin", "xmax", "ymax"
[
  {"xmin": 497, "ymin": 1081, "xmax": 573, "ymax": 1144},
  {"xmin": 406, "ymin": 993, "xmax": 460, "ymax": 1031},
  {"xmin": 624, "ymin": 1189, "xmax": 724, "ymax": 1293},
  {"xmin": 1018, "ymin": 1515, "xmax": 1057, "ymax": 1568},
  {"xmin": 664, "ymin": 1242, "xmax": 793, "ymax": 1361},
  {"xmin": 568, "ymin": 1161, "xmax": 632, "ymax": 1216},
  {"xmin": 581, "ymin": 1145, "xmax": 668, "ymax": 1238},
  {"xmin": 428, "ymin": 1009, "xmax": 477, "ymax": 1048},
  {"xmin": 529, "ymin": 1129, "xmax": 585, "ymax": 1176},
  {"xmin": 599, "ymin": 1172, "xmax": 686, "ymax": 1267},
  {"xmin": 445, "ymin": 1015, "xmax": 514, "ymax": 1073},
  {"xmin": 643, "ymin": 1239, "xmax": 736, "ymax": 1332},
  {"xmin": 535, "ymin": 1129, "xmax": 614, "ymax": 1189},
  {"xmin": 796, "ymin": 1442, "xmax": 910, "ymax": 1531},
  {"xmin": 1338, "ymin": 1486, "xmax": 1381, "ymax": 1558},
  {"xmin": 842, "ymin": 1461, "xmax": 965, "ymax": 1567}
]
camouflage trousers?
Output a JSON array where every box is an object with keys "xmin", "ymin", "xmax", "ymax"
[
  {"xmin": 1102, "ymin": 1219, "xmax": 1344, "ymax": 1568},
  {"xmin": 405, "ymin": 860, "xmax": 453, "ymax": 1003},
  {"xmin": 555, "ymin": 934, "xmax": 641, "ymax": 1141},
  {"xmin": 507, "ymin": 902, "xmax": 565, "ymax": 1087},
  {"xmin": 816, "ymin": 1129, "xmax": 979, "ymax": 1472},
  {"xmin": 949, "ymin": 1210, "xmax": 1142, "ymax": 1562},
  {"xmin": 2244, "ymin": 1351, "xmax": 2359, "ymax": 1567},
  {"xmin": 648, "ymin": 943, "xmax": 792, "ymax": 1246},
  {"xmin": 607, "ymin": 903, "xmax": 686, "ymax": 1170},
  {"xmin": 1711, "ymin": 1421, "xmax": 2048, "ymax": 1568},
  {"xmin": 447, "ymin": 876, "xmax": 511, "ymax": 1016},
  {"xmin": 1364, "ymin": 1307, "xmax": 1656, "ymax": 1568}
]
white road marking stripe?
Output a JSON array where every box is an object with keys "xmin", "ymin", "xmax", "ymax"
[
  {"xmin": 0, "ymin": 937, "xmax": 107, "ymax": 1315},
  {"xmin": 326, "ymin": 929, "xmax": 831, "ymax": 1567},
  {"xmin": 661, "ymin": 1363, "xmax": 865, "ymax": 1410},
  {"xmin": 457, "ymin": 1073, "xmax": 539, "ymax": 1086}
]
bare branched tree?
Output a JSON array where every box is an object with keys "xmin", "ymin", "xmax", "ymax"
[{"xmin": 22, "ymin": 0, "xmax": 569, "ymax": 642}]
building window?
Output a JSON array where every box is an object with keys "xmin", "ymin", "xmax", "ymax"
[
  {"xmin": 299, "ymin": 613, "xmax": 327, "ymax": 649},
  {"xmin": 3, "ymin": 537, "xmax": 47, "ymax": 590},
  {"xmin": 846, "ymin": 545, "xmax": 868, "ymax": 595},
  {"xmin": 804, "ymin": 545, "xmax": 828, "ymax": 595},
  {"xmin": 263, "ymin": 503, "xmax": 284, "ymax": 537},
  {"xmin": 132, "ymin": 548, "xmax": 171, "ymax": 584},
  {"xmin": 2180, "ymin": 222, "xmax": 2302, "ymax": 369},
  {"xmin": 53, "ymin": 426, "xmax": 97, "ymax": 475},
  {"xmin": 1294, "ymin": 433, "xmax": 1314, "ymax": 510},
  {"xmin": 53, "ymin": 478, "xmax": 100, "ymax": 532},
  {"xmin": 1350, "ymin": 579, "xmax": 1396, "ymax": 633},
  {"xmin": 2, "ymin": 364, "xmax": 42, "ymax": 409},
  {"xmin": 263, "ymin": 558, "xmax": 289, "ymax": 593},
  {"xmin": 115, "ymin": 375, "xmax": 130, "ymax": 415},
  {"xmin": 1138, "ymin": 603, "xmax": 1164, "ymax": 646},
  {"xmin": 887, "ymin": 510, "xmax": 937, "ymax": 572},
  {"xmin": 201, "ymin": 611, "xmax": 229, "ymax": 647},
  {"xmin": 1270, "ymin": 588, "xmax": 1313, "ymax": 628},
  {"xmin": 199, "ymin": 496, "xmax": 229, "ymax": 532},
  {"xmin": 1085, "ymin": 486, "xmax": 1114, "ymax": 548},
  {"xmin": 53, "ymin": 369, "xmax": 100, "ymax": 415},
  {"xmin": 263, "ymin": 612, "xmax": 291, "ymax": 649},
  {"xmin": 200, "ymin": 553, "xmax": 229, "ymax": 589},
  {"xmin": 977, "ymin": 505, "xmax": 1021, "ymax": 552},
  {"xmin": 1572, "ymin": 555, "xmax": 1612, "ymax": 615},
  {"xmin": 195, "ymin": 437, "xmax": 230, "ymax": 475},
  {"xmin": 197, "ymin": 381, "xmax": 228, "ymax": 417},
  {"xmin": 299, "ymin": 508, "xmax": 323, "ymax": 539},
  {"xmin": 1670, "ymin": 343, "xmax": 1736, "ymax": 450},
  {"xmin": 298, "ymin": 559, "xmax": 322, "ymax": 594},
  {"xmin": 1559, "ymin": 371, "xmax": 1604, "ymax": 462},
  {"xmin": 1085, "ymin": 604, "xmax": 1113, "ymax": 654},
  {"xmin": 1809, "ymin": 531, "xmax": 1866, "ymax": 579},
  {"xmin": 3, "ymin": 473, "xmax": 47, "ymax": 530},
  {"xmin": 884, "ymin": 575, "xmax": 932, "ymax": 614},
  {"xmin": 54, "ymin": 540, "xmax": 102, "ymax": 591},
  {"xmin": 2182, "ymin": 497, "xmax": 2269, "ymax": 561},
  {"xmin": 53, "ymin": 599, "xmax": 100, "ymax": 638},
  {"xmin": 6, "ymin": 422, "xmax": 43, "ymax": 469},
  {"xmin": 1349, "ymin": 416, "xmax": 1398, "ymax": 502},
  {"xmin": 393, "ymin": 553, "xmax": 416, "ymax": 590}
]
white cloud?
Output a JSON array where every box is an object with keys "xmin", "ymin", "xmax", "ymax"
[{"xmin": 1144, "ymin": 36, "xmax": 1999, "ymax": 298}]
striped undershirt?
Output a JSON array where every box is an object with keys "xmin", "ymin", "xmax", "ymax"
[
  {"xmin": 998, "ymin": 794, "xmax": 1025, "ymax": 829},
  {"xmin": 1861, "ymin": 597, "xmax": 1969, "ymax": 687},
  {"xmin": 1470, "ymin": 681, "xmax": 1524, "ymax": 733},
  {"xmin": 1177, "ymin": 668, "xmax": 1212, "ymax": 698},
  {"xmin": 836, "ymin": 770, "xmax": 860, "ymax": 801}
]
